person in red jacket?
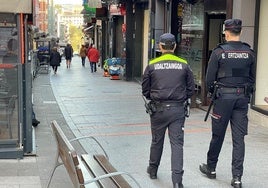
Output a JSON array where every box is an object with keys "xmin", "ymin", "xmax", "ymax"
[{"xmin": 87, "ymin": 44, "xmax": 100, "ymax": 73}]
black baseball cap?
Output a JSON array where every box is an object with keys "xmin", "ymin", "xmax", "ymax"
[
  {"xmin": 159, "ymin": 33, "xmax": 176, "ymax": 45},
  {"xmin": 224, "ymin": 19, "xmax": 242, "ymax": 33}
]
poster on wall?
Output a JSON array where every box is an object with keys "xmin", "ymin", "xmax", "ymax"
[{"xmin": 0, "ymin": 0, "xmax": 32, "ymax": 13}]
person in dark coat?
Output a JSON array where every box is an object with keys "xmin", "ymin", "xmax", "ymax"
[
  {"xmin": 50, "ymin": 47, "xmax": 61, "ymax": 74},
  {"xmin": 64, "ymin": 43, "xmax": 73, "ymax": 68}
]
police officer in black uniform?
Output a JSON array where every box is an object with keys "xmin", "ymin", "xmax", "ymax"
[
  {"xmin": 199, "ymin": 19, "xmax": 256, "ymax": 188},
  {"xmin": 142, "ymin": 33, "xmax": 195, "ymax": 188}
]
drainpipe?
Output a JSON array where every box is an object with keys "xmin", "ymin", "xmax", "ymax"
[
  {"xmin": 125, "ymin": 0, "xmax": 135, "ymax": 80},
  {"xmin": 165, "ymin": 0, "xmax": 171, "ymax": 32},
  {"xmin": 148, "ymin": 0, "xmax": 155, "ymax": 59}
]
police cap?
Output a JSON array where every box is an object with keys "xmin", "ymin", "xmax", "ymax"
[
  {"xmin": 159, "ymin": 33, "xmax": 176, "ymax": 45},
  {"xmin": 224, "ymin": 19, "xmax": 242, "ymax": 33}
]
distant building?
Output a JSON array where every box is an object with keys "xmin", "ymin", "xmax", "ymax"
[
  {"xmin": 48, "ymin": 4, "xmax": 83, "ymax": 43},
  {"xmin": 37, "ymin": 0, "xmax": 48, "ymax": 32},
  {"xmin": 59, "ymin": 5, "xmax": 84, "ymax": 27}
]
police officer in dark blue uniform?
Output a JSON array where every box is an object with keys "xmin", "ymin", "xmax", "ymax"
[
  {"xmin": 199, "ymin": 19, "xmax": 256, "ymax": 188},
  {"xmin": 142, "ymin": 33, "xmax": 195, "ymax": 188}
]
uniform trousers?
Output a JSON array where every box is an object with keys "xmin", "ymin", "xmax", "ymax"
[
  {"xmin": 149, "ymin": 104, "xmax": 185, "ymax": 184},
  {"xmin": 207, "ymin": 94, "xmax": 249, "ymax": 178}
]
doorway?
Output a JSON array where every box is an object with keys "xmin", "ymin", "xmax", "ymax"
[{"xmin": 201, "ymin": 14, "xmax": 225, "ymax": 106}]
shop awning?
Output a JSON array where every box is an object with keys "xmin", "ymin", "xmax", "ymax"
[{"xmin": 0, "ymin": 0, "xmax": 32, "ymax": 13}]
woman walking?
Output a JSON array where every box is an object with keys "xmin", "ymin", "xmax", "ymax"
[
  {"xmin": 50, "ymin": 47, "xmax": 61, "ymax": 74},
  {"xmin": 64, "ymin": 43, "xmax": 73, "ymax": 68},
  {"xmin": 79, "ymin": 44, "xmax": 87, "ymax": 67}
]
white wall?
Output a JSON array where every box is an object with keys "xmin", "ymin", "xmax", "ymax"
[
  {"xmin": 232, "ymin": 0, "xmax": 255, "ymax": 47},
  {"xmin": 233, "ymin": 0, "xmax": 268, "ymax": 106},
  {"xmin": 142, "ymin": 10, "xmax": 150, "ymax": 73},
  {"xmin": 255, "ymin": 0, "xmax": 268, "ymax": 105}
]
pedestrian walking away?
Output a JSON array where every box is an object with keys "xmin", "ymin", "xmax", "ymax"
[
  {"xmin": 64, "ymin": 43, "xmax": 73, "ymax": 68},
  {"xmin": 79, "ymin": 44, "xmax": 87, "ymax": 67},
  {"xmin": 87, "ymin": 44, "xmax": 100, "ymax": 73},
  {"xmin": 142, "ymin": 33, "xmax": 195, "ymax": 188},
  {"xmin": 199, "ymin": 19, "xmax": 256, "ymax": 188},
  {"xmin": 50, "ymin": 47, "xmax": 61, "ymax": 74}
]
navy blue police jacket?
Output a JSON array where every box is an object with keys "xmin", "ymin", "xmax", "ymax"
[
  {"xmin": 206, "ymin": 41, "xmax": 256, "ymax": 91},
  {"xmin": 142, "ymin": 52, "xmax": 195, "ymax": 102}
]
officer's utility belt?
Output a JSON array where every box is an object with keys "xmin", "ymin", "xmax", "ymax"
[
  {"xmin": 219, "ymin": 87, "xmax": 245, "ymax": 94},
  {"xmin": 154, "ymin": 101, "xmax": 184, "ymax": 109}
]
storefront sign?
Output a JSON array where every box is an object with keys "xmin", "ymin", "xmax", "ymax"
[{"xmin": 109, "ymin": 4, "xmax": 126, "ymax": 16}]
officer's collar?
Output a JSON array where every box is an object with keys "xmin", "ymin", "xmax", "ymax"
[
  {"xmin": 162, "ymin": 52, "xmax": 174, "ymax": 55},
  {"xmin": 226, "ymin": 40, "xmax": 242, "ymax": 44}
]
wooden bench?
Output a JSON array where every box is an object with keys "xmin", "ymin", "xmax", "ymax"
[{"xmin": 47, "ymin": 120, "xmax": 141, "ymax": 188}]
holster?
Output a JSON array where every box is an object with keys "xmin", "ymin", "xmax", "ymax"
[
  {"xmin": 244, "ymin": 84, "xmax": 254, "ymax": 97},
  {"xmin": 144, "ymin": 101, "xmax": 156, "ymax": 115},
  {"xmin": 148, "ymin": 101, "xmax": 157, "ymax": 113}
]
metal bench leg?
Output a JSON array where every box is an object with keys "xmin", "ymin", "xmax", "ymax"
[
  {"xmin": 84, "ymin": 171, "xmax": 142, "ymax": 188},
  {"xmin": 46, "ymin": 152, "xmax": 63, "ymax": 188},
  {"xmin": 7, "ymin": 111, "xmax": 12, "ymax": 139}
]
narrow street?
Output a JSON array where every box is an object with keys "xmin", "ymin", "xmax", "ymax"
[{"xmin": 42, "ymin": 56, "xmax": 268, "ymax": 188}]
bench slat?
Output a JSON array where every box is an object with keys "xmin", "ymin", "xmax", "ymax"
[
  {"xmin": 93, "ymin": 154, "xmax": 132, "ymax": 188},
  {"xmin": 77, "ymin": 156, "xmax": 99, "ymax": 188},
  {"xmin": 81, "ymin": 154, "xmax": 117, "ymax": 188}
]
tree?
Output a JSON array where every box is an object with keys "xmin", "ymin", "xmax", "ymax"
[{"xmin": 69, "ymin": 25, "xmax": 83, "ymax": 53}]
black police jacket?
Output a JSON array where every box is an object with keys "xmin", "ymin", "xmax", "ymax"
[
  {"xmin": 142, "ymin": 53, "xmax": 195, "ymax": 102},
  {"xmin": 206, "ymin": 41, "xmax": 256, "ymax": 91}
]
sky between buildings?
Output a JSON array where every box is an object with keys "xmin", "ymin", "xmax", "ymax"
[{"xmin": 54, "ymin": 0, "xmax": 82, "ymax": 5}]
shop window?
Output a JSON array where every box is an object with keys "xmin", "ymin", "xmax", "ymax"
[{"xmin": 176, "ymin": 2, "xmax": 204, "ymax": 101}]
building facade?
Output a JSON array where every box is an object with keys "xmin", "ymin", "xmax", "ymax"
[{"xmin": 80, "ymin": 0, "xmax": 268, "ymax": 126}]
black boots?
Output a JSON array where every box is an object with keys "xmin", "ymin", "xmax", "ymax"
[
  {"xmin": 231, "ymin": 177, "xmax": 242, "ymax": 188},
  {"xmin": 147, "ymin": 166, "xmax": 158, "ymax": 179},
  {"xmin": 200, "ymin": 163, "xmax": 242, "ymax": 187},
  {"xmin": 147, "ymin": 166, "xmax": 184, "ymax": 187},
  {"xmin": 199, "ymin": 163, "xmax": 216, "ymax": 179}
]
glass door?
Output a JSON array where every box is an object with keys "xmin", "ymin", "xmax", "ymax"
[{"xmin": 0, "ymin": 13, "xmax": 23, "ymax": 158}]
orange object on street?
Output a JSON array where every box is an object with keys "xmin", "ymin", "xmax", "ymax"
[{"xmin": 103, "ymin": 71, "xmax": 110, "ymax": 77}]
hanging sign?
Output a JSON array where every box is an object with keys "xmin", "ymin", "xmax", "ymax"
[{"xmin": 88, "ymin": 0, "xmax": 102, "ymax": 8}]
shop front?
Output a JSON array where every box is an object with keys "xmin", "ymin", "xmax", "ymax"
[{"xmin": 0, "ymin": 1, "xmax": 33, "ymax": 158}]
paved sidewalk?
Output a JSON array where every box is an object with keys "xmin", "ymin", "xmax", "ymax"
[
  {"xmin": 1, "ymin": 56, "xmax": 267, "ymax": 188},
  {"xmin": 47, "ymin": 57, "xmax": 268, "ymax": 188}
]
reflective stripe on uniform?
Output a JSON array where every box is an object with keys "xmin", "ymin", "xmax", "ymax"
[{"xmin": 149, "ymin": 54, "xmax": 187, "ymax": 65}]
